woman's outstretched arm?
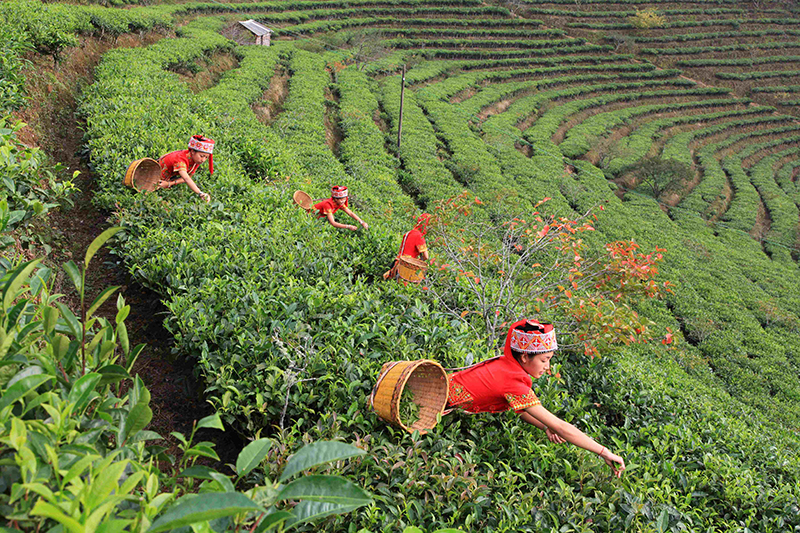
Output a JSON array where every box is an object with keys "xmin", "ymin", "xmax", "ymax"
[
  {"xmin": 519, "ymin": 411, "xmax": 566, "ymax": 443},
  {"xmin": 524, "ymin": 404, "xmax": 626, "ymax": 477}
]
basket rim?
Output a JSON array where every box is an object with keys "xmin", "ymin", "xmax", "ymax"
[{"xmin": 372, "ymin": 359, "xmax": 448, "ymax": 434}]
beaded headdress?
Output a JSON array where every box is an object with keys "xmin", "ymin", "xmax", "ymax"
[
  {"xmin": 188, "ymin": 134, "xmax": 215, "ymax": 174},
  {"xmin": 509, "ymin": 320, "xmax": 558, "ymax": 354}
]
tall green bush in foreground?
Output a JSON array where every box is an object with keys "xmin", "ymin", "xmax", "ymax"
[{"xmin": 0, "ymin": 223, "xmax": 371, "ymax": 532}]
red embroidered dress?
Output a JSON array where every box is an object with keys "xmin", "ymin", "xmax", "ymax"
[
  {"xmin": 159, "ymin": 150, "xmax": 199, "ymax": 182},
  {"xmin": 447, "ymin": 356, "xmax": 541, "ymax": 413},
  {"xmin": 447, "ymin": 318, "xmax": 547, "ymax": 414},
  {"xmin": 314, "ymin": 197, "xmax": 347, "ymax": 218},
  {"xmin": 399, "ymin": 228, "xmax": 428, "ymax": 259}
]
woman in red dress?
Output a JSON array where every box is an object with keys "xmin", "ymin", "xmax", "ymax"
[
  {"xmin": 314, "ymin": 186, "xmax": 368, "ymax": 231},
  {"xmin": 383, "ymin": 213, "xmax": 430, "ymax": 280},
  {"xmin": 448, "ymin": 319, "xmax": 626, "ymax": 478},
  {"xmin": 158, "ymin": 134, "xmax": 214, "ymax": 202}
]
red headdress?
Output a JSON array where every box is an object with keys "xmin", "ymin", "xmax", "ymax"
[
  {"xmin": 188, "ymin": 134, "xmax": 215, "ymax": 174},
  {"xmin": 504, "ymin": 319, "xmax": 558, "ymax": 358},
  {"xmin": 331, "ymin": 185, "xmax": 349, "ymax": 206},
  {"xmin": 414, "ymin": 213, "xmax": 431, "ymax": 235}
]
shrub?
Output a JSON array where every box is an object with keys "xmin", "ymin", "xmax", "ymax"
[{"xmin": 629, "ymin": 9, "xmax": 667, "ymax": 29}]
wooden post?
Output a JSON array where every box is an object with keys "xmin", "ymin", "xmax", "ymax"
[{"xmin": 397, "ymin": 64, "xmax": 406, "ymax": 150}]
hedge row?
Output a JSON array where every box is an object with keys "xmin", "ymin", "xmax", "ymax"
[
  {"xmin": 0, "ymin": 0, "xmax": 171, "ymax": 60},
  {"xmin": 678, "ymin": 55, "xmax": 800, "ymax": 67},
  {"xmin": 661, "ymin": 115, "xmax": 795, "ymax": 166},
  {"xmin": 379, "ymin": 76, "xmax": 466, "ymax": 207},
  {"xmin": 677, "ymin": 125, "xmax": 800, "ymax": 216},
  {"xmin": 641, "ymin": 41, "xmax": 800, "ymax": 56},
  {"xmin": 717, "ymin": 69, "xmax": 800, "ymax": 81},
  {"xmin": 524, "ymin": 86, "xmax": 728, "ymax": 146},
  {"xmin": 740, "ymin": 139, "xmax": 800, "ymax": 262},
  {"xmin": 605, "ymin": 106, "xmax": 772, "ymax": 176},
  {"xmin": 410, "ymin": 61, "xmax": 656, "ymax": 86},
  {"xmin": 402, "ymin": 46, "xmax": 616, "ymax": 83},
  {"xmin": 407, "ymin": 53, "xmax": 634, "ymax": 85},
  {"xmin": 384, "ymin": 36, "xmax": 575, "ymax": 50},
  {"xmin": 522, "ymin": 0, "xmax": 738, "ymax": 4},
  {"xmin": 559, "ymin": 97, "xmax": 744, "ymax": 158},
  {"xmin": 335, "ymin": 66, "xmax": 416, "ymax": 214},
  {"xmin": 624, "ymin": 28, "xmax": 800, "ymax": 43},
  {"xmin": 523, "ymin": 6, "xmax": 744, "ymax": 17},
  {"xmin": 415, "ymin": 88, "xmax": 529, "ymax": 211},
  {"xmin": 752, "ymin": 84, "xmax": 800, "ymax": 93},
  {"xmin": 279, "ymin": 16, "xmax": 543, "ymax": 35},
  {"xmin": 568, "ymin": 18, "xmax": 746, "ymax": 30},
  {"xmin": 458, "ymin": 69, "xmax": 682, "ymax": 117},
  {"xmin": 776, "ymin": 158, "xmax": 800, "ymax": 199},
  {"xmin": 408, "ymin": 42, "xmax": 603, "ymax": 60},
  {"xmin": 179, "ymin": 4, "xmax": 512, "ymax": 19}
]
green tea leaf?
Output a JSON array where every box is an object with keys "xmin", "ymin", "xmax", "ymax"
[
  {"xmin": 2, "ymin": 259, "xmax": 40, "ymax": 312},
  {"xmin": 67, "ymin": 372, "xmax": 102, "ymax": 416},
  {"xmin": 283, "ymin": 502, "xmax": 363, "ymax": 531},
  {"xmin": 656, "ymin": 509, "xmax": 669, "ymax": 533},
  {"xmin": 236, "ymin": 438, "xmax": 272, "ymax": 477},
  {"xmin": 254, "ymin": 510, "xmax": 293, "ymax": 532},
  {"xmin": 280, "ymin": 441, "xmax": 366, "ymax": 482},
  {"xmin": 30, "ymin": 501, "xmax": 84, "ymax": 533},
  {"xmin": 0, "ymin": 374, "xmax": 53, "ymax": 415},
  {"xmin": 121, "ymin": 402, "xmax": 153, "ymax": 446},
  {"xmin": 196, "ymin": 413, "xmax": 224, "ymax": 431},
  {"xmin": 87, "ymin": 286, "xmax": 120, "ymax": 320},
  {"xmin": 63, "ymin": 260, "xmax": 82, "ymax": 295},
  {"xmin": 54, "ymin": 303, "xmax": 81, "ymax": 340},
  {"xmin": 97, "ymin": 364, "xmax": 130, "ymax": 386},
  {"xmin": 85, "ymin": 227, "xmax": 122, "ymax": 268},
  {"xmin": 276, "ymin": 475, "xmax": 372, "ymax": 505},
  {"xmin": 209, "ymin": 471, "xmax": 236, "ymax": 493},
  {"xmin": 146, "ymin": 493, "xmax": 263, "ymax": 533},
  {"xmin": 178, "ymin": 466, "xmax": 219, "ymax": 480}
]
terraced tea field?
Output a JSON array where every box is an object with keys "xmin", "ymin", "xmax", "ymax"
[{"xmin": 5, "ymin": 0, "xmax": 800, "ymax": 530}]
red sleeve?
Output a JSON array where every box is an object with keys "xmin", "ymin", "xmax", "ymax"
[{"xmin": 503, "ymin": 378, "xmax": 540, "ymax": 412}]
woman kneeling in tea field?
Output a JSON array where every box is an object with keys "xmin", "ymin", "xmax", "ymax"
[
  {"xmin": 158, "ymin": 134, "xmax": 214, "ymax": 202},
  {"xmin": 448, "ymin": 319, "xmax": 626, "ymax": 478},
  {"xmin": 383, "ymin": 213, "xmax": 431, "ymax": 280},
  {"xmin": 314, "ymin": 186, "xmax": 369, "ymax": 231}
]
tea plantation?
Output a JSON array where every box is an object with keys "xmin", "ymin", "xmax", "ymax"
[{"xmin": 3, "ymin": 0, "xmax": 800, "ymax": 531}]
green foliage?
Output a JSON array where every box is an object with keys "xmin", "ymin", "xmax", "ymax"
[
  {"xmin": 399, "ymin": 387, "xmax": 420, "ymax": 427},
  {"xmin": 0, "ymin": 121, "xmax": 78, "ymax": 243},
  {"xmin": 0, "ymin": 227, "xmax": 371, "ymax": 532},
  {"xmin": 630, "ymin": 156, "xmax": 692, "ymax": 200}
]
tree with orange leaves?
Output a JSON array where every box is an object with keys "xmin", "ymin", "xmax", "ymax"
[{"xmin": 425, "ymin": 192, "xmax": 671, "ymax": 356}]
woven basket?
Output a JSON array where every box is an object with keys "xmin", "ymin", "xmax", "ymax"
[
  {"xmin": 123, "ymin": 158, "xmax": 161, "ymax": 192},
  {"xmin": 396, "ymin": 255, "xmax": 428, "ymax": 283},
  {"xmin": 370, "ymin": 359, "xmax": 448, "ymax": 434},
  {"xmin": 293, "ymin": 190, "xmax": 314, "ymax": 212}
]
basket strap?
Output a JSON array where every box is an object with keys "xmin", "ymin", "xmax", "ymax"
[
  {"xmin": 444, "ymin": 356, "xmax": 500, "ymax": 373},
  {"xmin": 369, "ymin": 361, "xmax": 400, "ymax": 410}
]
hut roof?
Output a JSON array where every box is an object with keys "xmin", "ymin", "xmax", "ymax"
[{"xmin": 239, "ymin": 19, "xmax": 273, "ymax": 36}]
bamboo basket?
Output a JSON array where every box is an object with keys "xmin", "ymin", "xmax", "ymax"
[
  {"xmin": 396, "ymin": 255, "xmax": 428, "ymax": 283},
  {"xmin": 370, "ymin": 359, "xmax": 448, "ymax": 434},
  {"xmin": 293, "ymin": 190, "xmax": 314, "ymax": 212},
  {"xmin": 123, "ymin": 158, "xmax": 161, "ymax": 192}
]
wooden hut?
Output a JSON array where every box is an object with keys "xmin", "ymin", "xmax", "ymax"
[{"xmin": 237, "ymin": 20, "xmax": 273, "ymax": 46}]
